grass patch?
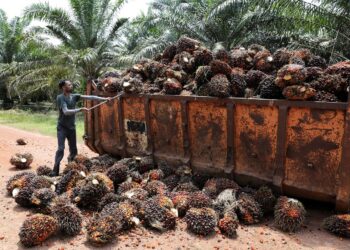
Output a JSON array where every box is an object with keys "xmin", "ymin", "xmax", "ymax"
[{"xmin": 0, "ymin": 109, "xmax": 85, "ymax": 142}]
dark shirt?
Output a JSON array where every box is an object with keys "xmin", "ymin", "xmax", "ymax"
[{"xmin": 57, "ymin": 94, "xmax": 81, "ymax": 129}]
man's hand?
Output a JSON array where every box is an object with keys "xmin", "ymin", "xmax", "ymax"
[{"xmin": 81, "ymin": 107, "xmax": 89, "ymax": 112}]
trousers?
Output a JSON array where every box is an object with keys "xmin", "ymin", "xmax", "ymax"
[{"xmin": 53, "ymin": 125, "xmax": 77, "ymax": 175}]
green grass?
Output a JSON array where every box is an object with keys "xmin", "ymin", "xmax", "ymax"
[{"xmin": 0, "ymin": 109, "xmax": 85, "ymax": 142}]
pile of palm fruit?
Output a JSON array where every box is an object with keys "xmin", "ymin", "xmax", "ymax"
[
  {"xmin": 96, "ymin": 36, "xmax": 350, "ymax": 102},
  {"xmin": 6, "ymin": 154, "xmax": 350, "ymax": 247}
]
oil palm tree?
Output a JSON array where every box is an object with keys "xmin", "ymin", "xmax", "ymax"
[
  {"xmin": 116, "ymin": 0, "xmax": 315, "ymax": 64},
  {"xmin": 24, "ymin": 0, "xmax": 128, "ymax": 79},
  {"xmin": 0, "ymin": 10, "xmax": 32, "ymax": 108}
]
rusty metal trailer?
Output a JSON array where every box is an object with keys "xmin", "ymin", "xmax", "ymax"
[{"xmin": 84, "ymin": 80, "xmax": 350, "ymax": 211}]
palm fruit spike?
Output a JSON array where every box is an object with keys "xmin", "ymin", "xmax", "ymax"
[
  {"xmin": 56, "ymin": 169, "xmax": 85, "ymax": 195},
  {"xmin": 134, "ymin": 156, "xmax": 155, "ymax": 174},
  {"xmin": 309, "ymin": 73, "xmax": 347, "ymax": 95},
  {"xmin": 6, "ymin": 172, "xmax": 35, "ymax": 197},
  {"xmin": 173, "ymin": 182, "xmax": 199, "ymax": 193},
  {"xmin": 218, "ymin": 210, "xmax": 239, "ymax": 238},
  {"xmin": 36, "ymin": 165, "xmax": 52, "ymax": 176},
  {"xmin": 74, "ymin": 173, "xmax": 114, "ymax": 208},
  {"xmin": 307, "ymin": 55, "xmax": 327, "ymax": 69},
  {"xmin": 163, "ymin": 78, "xmax": 183, "ymax": 95},
  {"xmin": 123, "ymin": 188, "xmax": 149, "ymax": 201},
  {"xmin": 16, "ymin": 138, "xmax": 27, "ymax": 145},
  {"xmin": 282, "ymin": 85, "xmax": 316, "ymax": 101},
  {"xmin": 274, "ymin": 196, "xmax": 306, "ymax": 232},
  {"xmin": 162, "ymin": 43, "xmax": 177, "ymax": 61},
  {"xmin": 106, "ymin": 162, "xmax": 128, "ymax": 185},
  {"xmin": 194, "ymin": 48, "xmax": 213, "ymax": 67},
  {"xmin": 101, "ymin": 201, "xmax": 140, "ymax": 230},
  {"xmin": 15, "ymin": 186, "xmax": 35, "ymax": 207},
  {"xmin": 313, "ymin": 91, "xmax": 339, "ymax": 102},
  {"xmin": 210, "ymin": 60, "xmax": 232, "ymax": 77},
  {"xmin": 254, "ymin": 186, "xmax": 276, "ymax": 214},
  {"xmin": 19, "ymin": 214, "xmax": 58, "ymax": 247},
  {"xmin": 117, "ymin": 181, "xmax": 141, "ymax": 194},
  {"xmin": 142, "ymin": 198, "xmax": 177, "ymax": 231},
  {"xmin": 213, "ymin": 48, "xmax": 231, "ymax": 63},
  {"xmin": 291, "ymin": 48, "xmax": 312, "ymax": 63},
  {"xmin": 195, "ymin": 66, "xmax": 213, "ymax": 87},
  {"xmin": 257, "ymin": 76, "xmax": 283, "ymax": 99},
  {"xmin": 196, "ymin": 83, "xmax": 210, "ymax": 96},
  {"xmin": 253, "ymin": 50, "xmax": 274, "ymax": 72},
  {"xmin": 207, "ymin": 74, "xmax": 231, "ymax": 98},
  {"xmin": 51, "ymin": 196, "xmax": 83, "ymax": 236},
  {"xmin": 305, "ymin": 67, "xmax": 323, "ymax": 82},
  {"xmin": 184, "ymin": 207, "xmax": 218, "ymax": 236},
  {"xmin": 144, "ymin": 180, "xmax": 168, "ymax": 196},
  {"xmin": 322, "ymin": 214, "xmax": 350, "ymax": 238},
  {"xmin": 177, "ymin": 51, "xmax": 195, "ymax": 73},
  {"xmin": 176, "ymin": 36, "xmax": 201, "ymax": 53},
  {"xmin": 289, "ymin": 56, "xmax": 306, "ymax": 66},
  {"xmin": 245, "ymin": 70, "xmax": 268, "ymax": 89},
  {"xmin": 31, "ymin": 188, "xmax": 57, "ymax": 207},
  {"xmin": 325, "ymin": 61, "xmax": 350, "ymax": 78},
  {"xmin": 153, "ymin": 195, "xmax": 176, "ymax": 210},
  {"xmin": 158, "ymin": 161, "xmax": 175, "ymax": 177},
  {"xmin": 165, "ymin": 68, "xmax": 187, "ymax": 84},
  {"xmin": 163, "ymin": 174, "xmax": 180, "ymax": 191},
  {"xmin": 273, "ymin": 48, "xmax": 292, "ymax": 68},
  {"xmin": 63, "ymin": 161, "xmax": 88, "ymax": 176},
  {"xmin": 203, "ymin": 177, "xmax": 240, "ymax": 198},
  {"xmin": 188, "ymin": 191, "xmax": 212, "ymax": 209},
  {"xmin": 98, "ymin": 193, "xmax": 123, "ymax": 211},
  {"xmin": 144, "ymin": 169, "xmax": 165, "ymax": 181},
  {"xmin": 86, "ymin": 214, "xmax": 121, "ymax": 245},
  {"xmin": 275, "ymin": 64, "xmax": 307, "ymax": 88},
  {"xmin": 213, "ymin": 189, "xmax": 238, "ymax": 218},
  {"xmin": 170, "ymin": 191, "xmax": 190, "ymax": 217},
  {"xmin": 235, "ymin": 193, "xmax": 263, "ymax": 225},
  {"xmin": 229, "ymin": 47, "xmax": 253, "ymax": 69},
  {"xmin": 247, "ymin": 44, "xmax": 266, "ymax": 57},
  {"xmin": 10, "ymin": 153, "xmax": 34, "ymax": 169},
  {"xmin": 230, "ymin": 74, "xmax": 247, "ymax": 97}
]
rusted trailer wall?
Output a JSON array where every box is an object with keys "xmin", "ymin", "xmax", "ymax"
[{"xmin": 84, "ymin": 81, "xmax": 350, "ymax": 211}]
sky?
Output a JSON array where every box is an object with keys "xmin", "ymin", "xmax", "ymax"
[{"xmin": 0, "ymin": 0, "xmax": 152, "ymax": 19}]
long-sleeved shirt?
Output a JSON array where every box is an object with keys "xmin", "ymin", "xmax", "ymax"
[{"xmin": 57, "ymin": 93, "xmax": 107, "ymax": 129}]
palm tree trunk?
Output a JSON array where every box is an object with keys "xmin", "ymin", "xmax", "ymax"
[{"xmin": 0, "ymin": 81, "xmax": 14, "ymax": 109}]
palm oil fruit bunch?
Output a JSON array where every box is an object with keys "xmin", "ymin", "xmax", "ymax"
[
  {"xmin": 274, "ymin": 196, "xmax": 306, "ymax": 232},
  {"xmin": 257, "ymin": 76, "xmax": 283, "ymax": 99},
  {"xmin": 282, "ymin": 85, "xmax": 316, "ymax": 101},
  {"xmin": 51, "ymin": 197, "xmax": 83, "ymax": 236},
  {"xmin": 16, "ymin": 138, "xmax": 27, "ymax": 145},
  {"xmin": 275, "ymin": 64, "xmax": 307, "ymax": 88},
  {"xmin": 19, "ymin": 214, "xmax": 58, "ymax": 247},
  {"xmin": 218, "ymin": 210, "xmax": 239, "ymax": 238},
  {"xmin": 10, "ymin": 153, "xmax": 33, "ymax": 169},
  {"xmin": 253, "ymin": 186, "xmax": 276, "ymax": 214},
  {"xmin": 235, "ymin": 193, "xmax": 263, "ymax": 225},
  {"xmin": 86, "ymin": 213, "xmax": 121, "ymax": 245},
  {"xmin": 322, "ymin": 214, "xmax": 350, "ymax": 238},
  {"xmin": 6, "ymin": 172, "xmax": 35, "ymax": 197},
  {"xmin": 36, "ymin": 165, "xmax": 52, "ymax": 176},
  {"xmin": 203, "ymin": 177, "xmax": 240, "ymax": 198},
  {"xmin": 185, "ymin": 207, "xmax": 218, "ymax": 236},
  {"xmin": 142, "ymin": 197, "xmax": 177, "ymax": 231}
]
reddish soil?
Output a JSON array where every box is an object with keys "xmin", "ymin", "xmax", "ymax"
[{"xmin": 0, "ymin": 124, "xmax": 349, "ymax": 250}]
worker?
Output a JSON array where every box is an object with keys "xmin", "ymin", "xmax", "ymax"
[{"xmin": 52, "ymin": 80, "xmax": 110, "ymax": 176}]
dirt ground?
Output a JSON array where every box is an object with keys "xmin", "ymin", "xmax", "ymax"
[{"xmin": 0, "ymin": 124, "xmax": 349, "ymax": 250}]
